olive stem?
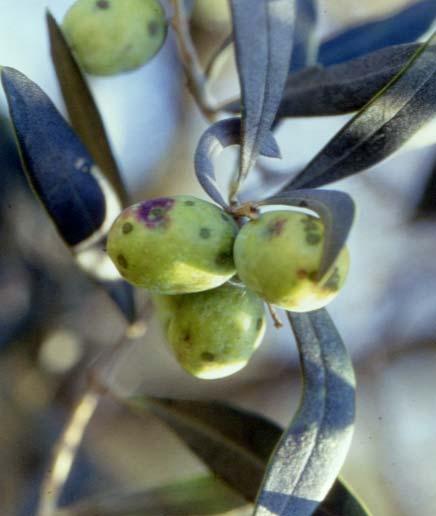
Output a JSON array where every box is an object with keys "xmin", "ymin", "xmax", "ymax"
[
  {"xmin": 36, "ymin": 316, "xmax": 150, "ymax": 516},
  {"xmin": 170, "ymin": 0, "xmax": 217, "ymax": 121},
  {"xmin": 267, "ymin": 303, "xmax": 283, "ymax": 329}
]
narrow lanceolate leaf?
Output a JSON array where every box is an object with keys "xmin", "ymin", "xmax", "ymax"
[
  {"xmin": 125, "ymin": 394, "xmax": 367, "ymax": 515},
  {"xmin": 257, "ymin": 189, "xmax": 355, "ymax": 280},
  {"xmin": 57, "ymin": 476, "xmax": 246, "ymax": 516},
  {"xmin": 290, "ymin": 0, "xmax": 318, "ymax": 71},
  {"xmin": 46, "ymin": 11, "xmax": 128, "ymax": 206},
  {"xmin": 1, "ymin": 67, "xmax": 119, "ymax": 249},
  {"xmin": 229, "ymin": 0, "xmax": 295, "ymax": 196},
  {"xmin": 254, "ymin": 309, "xmax": 355, "ymax": 516},
  {"xmin": 194, "ymin": 118, "xmax": 280, "ymax": 207},
  {"xmin": 318, "ymin": 0, "xmax": 436, "ymax": 66},
  {"xmin": 223, "ymin": 43, "xmax": 419, "ymax": 117},
  {"xmin": 284, "ymin": 32, "xmax": 436, "ymax": 190}
]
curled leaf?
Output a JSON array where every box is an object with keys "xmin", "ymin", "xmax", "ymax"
[
  {"xmin": 284, "ymin": 31, "xmax": 436, "ymax": 189},
  {"xmin": 254, "ymin": 309, "xmax": 355, "ymax": 515},
  {"xmin": 256, "ymin": 189, "xmax": 355, "ymax": 280},
  {"xmin": 1, "ymin": 67, "xmax": 120, "ymax": 249},
  {"xmin": 229, "ymin": 0, "xmax": 295, "ymax": 195},
  {"xmin": 46, "ymin": 11, "xmax": 128, "ymax": 206},
  {"xmin": 194, "ymin": 118, "xmax": 280, "ymax": 207}
]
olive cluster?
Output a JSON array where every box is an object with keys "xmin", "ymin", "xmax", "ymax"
[{"xmin": 107, "ymin": 196, "xmax": 349, "ymax": 379}]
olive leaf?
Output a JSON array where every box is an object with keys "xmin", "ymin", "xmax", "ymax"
[
  {"xmin": 254, "ymin": 309, "xmax": 356, "ymax": 515},
  {"xmin": 194, "ymin": 118, "xmax": 280, "ymax": 207},
  {"xmin": 55, "ymin": 476, "xmax": 246, "ymax": 516},
  {"xmin": 223, "ymin": 43, "xmax": 420, "ymax": 118},
  {"xmin": 124, "ymin": 394, "xmax": 367, "ymax": 515},
  {"xmin": 229, "ymin": 0, "xmax": 295, "ymax": 196},
  {"xmin": 1, "ymin": 67, "xmax": 116, "ymax": 249},
  {"xmin": 46, "ymin": 11, "xmax": 128, "ymax": 206},
  {"xmin": 256, "ymin": 189, "xmax": 355, "ymax": 280},
  {"xmin": 290, "ymin": 0, "xmax": 318, "ymax": 71},
  {"xmin": 318, "ymin": 0, "xmax": 436, "ymax": 66},
  {"xmin": 282, "ymin": 31, "xmax": 436, "ymax": 190}
]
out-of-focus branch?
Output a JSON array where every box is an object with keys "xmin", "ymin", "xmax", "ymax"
[
  {"xmin": 36, "ymin": 318, "xmax": 149, "ymax": 516},
  {"xmin": 171, "ymin": 0, "xmax": 217, "ymax": 121}
]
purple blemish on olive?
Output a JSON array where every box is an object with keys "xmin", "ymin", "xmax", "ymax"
[
  {"xmin": 267, "ymin": 217, "xmax": 287, "ymax": 238},
  {"xmin": 136, "ymin": 198, "xmax": 174, "ymax": 229}
]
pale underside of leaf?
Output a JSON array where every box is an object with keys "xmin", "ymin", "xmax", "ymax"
[
  {"xmin": 46, "ymin": 11, "xmax": 128, "ymax": 206},
  {"xmin": 286, "ymin": 31, "xmax": 436, "ymax": 189},
  {"xmin": 194, "ymin": 118, "xmax": 280, "ymax": 207},
  {"xmin": 230, "ymin": 0, "xmax": 295, "ymax": 196},
  {"xmin": 254, "ymin": 309, "xmax": 355, "ymax": 515},
  {"xmin": 257, "ymin": 189, "xmax": 355, "ymax": 280}
]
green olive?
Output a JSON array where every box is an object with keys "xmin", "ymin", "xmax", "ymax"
[
  {"xmin": 153, "ymin": 283, "xmax": 266, "ymax": 379},
  {"xmin": 62, "ymin": 0, "xmax": 167, "ymax": 75},
  {"xmin": 233, "ymin": 210, "xmax": 349, "ymax": 312},
  {"xmin": 107, "ymin": 196, "xmax": 238, "ymax": 294}
]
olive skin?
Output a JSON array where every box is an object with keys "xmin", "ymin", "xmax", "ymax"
[
  {"xmin": 107, "ymin": 196, "xmax": 238, "ymax": 294},
  {"xmin": 62, "ymin": 0, "xmax": 167, "ymax": 76},
  {"xmin": 153, "ymin": 284, "xmax": 266, "ymax": 379},
  {"xmin": 233, "ymin": 210, "xmax": 349, "ymax": 312}
]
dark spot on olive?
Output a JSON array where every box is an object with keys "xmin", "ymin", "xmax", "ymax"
[
  {"xmin": 256, "ymin": 318, "xmax": 263, "ymax": 330},
  {"xmin": 306, "ymin": 232, "xmax": 321, "ymax": 245},
  {"xmin": 297, "ymin": 269, "xmax": 308, "ymax": 279},
  {"xmin": 117, "ymin": 254, "xmax": 128, "ymax": 268},
  {"xmin": 96, "ymin": 0, "xmax": 109, "ymax": 8},
  {"xmin": 201, "ymin": 351, "xmax": 215, "ymax": 362},
  {"xmin": 122, "ymin": 222, "xmax": 133, "ymax": 234},
  {"xmin": 267, "ymin": 217, "xmax": 287, "ymax": 237},
  {"xmin": 184, "ymin": 200, "xmax": 195, "ymax": 206},
  {"xmin": 199, "ymin": 227, "xmax": 211, "ymax": 239},
  {"xmin": 148, "ymin": 20, "xmax": 159, "ymax": 36},
  {"xmin": 183, "ymin": 332, "xmax": 191, "ymax": 342},
  {"xmin": 215, "ymin": 251, "xmax": 232, "ymax": 266},
  {"xmin": 137, "ymin": 198, "xmax": 174, "ymax": 228},
  {"xmin": 309, "ymin": 271, "xmax": 318, "ymax": 281}
]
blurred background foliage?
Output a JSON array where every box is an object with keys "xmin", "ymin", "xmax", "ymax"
[{"xmin": 1, "ymin": 0, "xmax": 436, "ymax": 514}]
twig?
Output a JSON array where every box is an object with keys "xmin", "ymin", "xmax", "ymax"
[
  {"xmin": 171, "ymin": 0, "xmax": 216, "ymax": 121},
  {"xmin": 267, "ymin": 303, "xmax": 283, "ymax": 329},
  {"xmin": 36, "ymin": 317, "xmax": 149, "ymax": 516}
]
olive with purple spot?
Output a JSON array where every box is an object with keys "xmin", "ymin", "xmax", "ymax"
[
  {"xmin": 233, "ymin": 210, "xmax": 349, "ymax": 312},
  {"xmin": 107, "ymin": 196, "xmax": 239, "ymax": 294},
  {"xmin": 153, "ymin": 283, "xmax": 266, "ymax": 379},
  {"xmin": 62, "ymin": 0, "xmax": 167, "ymax": 76}
]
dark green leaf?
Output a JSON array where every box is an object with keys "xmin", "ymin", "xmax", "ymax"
[
  {"xmin": 57, "ymin": 476, "xmax": 246, "ymax": 516},
  {"xmin": 315, "ymin": 479, "xmax": 371, "ymax": 516},
  {"xmin": 124, "ymin": 394, "xmax": 367, "ymax": 515},
  {"xmin": 1, "ymin": 67, "xmax": 115, "ymax": 249},
  {"xmin": 46, "ymin": 11, "xmax": 128, "ymax": 206},
  {"xmin": 285, "ymin": 32, "xmax": 436, "ymax": 189},
  {"xmin": 194, "ymin": 118, "xmax": 280, "ymax": 207},
  {"xmin": 223, "ymin": 43, "xmax": 420, "ymax": 117},
  {"xmin": 254, "ymin": 309, "xmax": 356, "ymax": 515},
  {"xmin": 127, "ymin": 396, "xmax": 279, "ymax": 501},
  {"xmin": 257, "ymin": 189, "xmax": 355, "ymax": 279},
  {"xmin": 229, "ymin": 0, "xmax": 295, "ymax": 195}
]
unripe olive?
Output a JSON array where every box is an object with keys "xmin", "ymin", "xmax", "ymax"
[
  {"xmin": 62, "ymin": 0, "xmax": 167, "ymax": 76},
  {"xmin": 233, "ymin": 210, "xmax": 349, "ymax": 312},
  {"xmin": 153, "ymin": 283, "xmax": 266, "ymax": 379},
  {"xmin": 107, "ymin": 196, "xmax": 239, "ymax": 294}
]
